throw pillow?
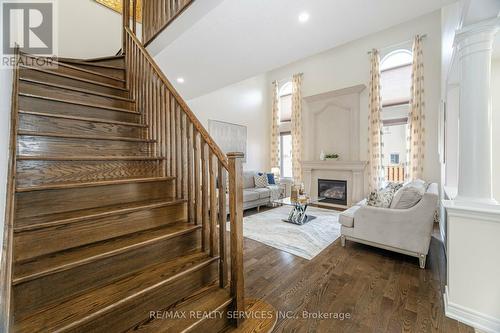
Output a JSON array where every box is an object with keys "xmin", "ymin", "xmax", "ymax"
[
  {"xmin": 254, "ymin": 174, "xmax": 269, "ymax": 188},
  {"xmin": 367, "ymin": 188, "xmax": 394, "ymax": 208},
  {"xmin": 390, "ymin": 186, "xmax": 424, "ymax": 209},
  {"xmin": 266, "ymin": 173, "xmax": 276, "ymax": 185},
  {"xmin": 385, "ymin": 182, "xmax": 404, "ymax": 192}
]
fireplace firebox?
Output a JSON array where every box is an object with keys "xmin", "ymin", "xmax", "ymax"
[{"xmin": 318, "ymin": 179, "xmax": 347, "ymax": 206}]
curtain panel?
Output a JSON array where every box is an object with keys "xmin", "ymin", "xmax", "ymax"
[
  {"xmin": 291, "ymin": 74, "xmax": 303, "ymax": 184},
  {"xmin": 407, "ymin": 35, "xmax": 425, "ymax": 181},
  {"xmin": 270, "ymin": 81, "xmax": 280, "ymax": 170},
  {"xmin": 368, "ymin": 49, "xmax": 383, "ymax": 191}
]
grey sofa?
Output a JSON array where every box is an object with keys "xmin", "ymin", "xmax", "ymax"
[
  {"xmin": 339, "ymin": 182, "xmax": 438, "ymax": 269},
  {"xmin": 241, "ymin": 171, "xmax": 280, "ymax": 211}
]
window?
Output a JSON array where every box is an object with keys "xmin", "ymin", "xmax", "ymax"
[
  {"xmin": 280, "ymin": 133, "xmax": 293, "ymax": 178},
  {"xmin": 390, "ymin": 153, "xmax": 400, "ymax": 165},
  {"xmin": 380, "ymin": 49, "xmax": 412, "ymax": 182},
  {"xmin": 279, "ymin": 82, "xmax": 292, "ymax": 122},
  {"xmin": 278, "ymin": 82, "xmax": 293, "ymax": 178}
]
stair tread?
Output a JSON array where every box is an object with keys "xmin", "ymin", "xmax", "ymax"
[
  {"xmin": 19, "ymin": 93, "xmax": 138, "ymax": 114},
  {"xmin": 84, "ymin": 55, "xmax": 125, "ymax": 62},
  {"xmin": 20, "ymin": 78, "xmax": 133, "ymax": 102},
  {"xmin": 58, "ymin": 59, "xmax": 125, "ymax": 70},
  {"xmin": 20, "ymin": 65, "xmax": 129, "ymax": 91},
  {"xmin": 15, "ymin": 251, "xmax": 215, "ymax": 333},
  {"xmin": 130, "ymin": 285, "xmax": 231, "ymax": 333},
  {"xmin": 18, "ymin": 130, "xmax": 154, "ymax": 142},
  {"xmin": 19, "ymin": 110, "xmax": 146, "ymax": 128},
  {"xmin": 15, "ymin": 198, "xmax": 186, "ymax": 232},
  {"xmin": 16, "ymin": 176, "xmax": 174, "ymax": 192},
  {"xmin": 13, "ymin": 222, "xmax": 201, "ymax": 285},
  {"xmin": 22, "ymin": 53, "xmax": 126, "ymax": 83}
]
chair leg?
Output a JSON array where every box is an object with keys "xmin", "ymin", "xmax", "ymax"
[
  {"xmin": 341, "ymin": 235, "xmax": 346, "ymax": 247},
  {"xmin": 418, "ymin": 254, "xmax": 426, "ymax": 269}
]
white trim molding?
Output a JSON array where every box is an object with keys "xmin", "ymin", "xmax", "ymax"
[
  {"xmin": 443, "ymin": 200, "xmax": 500, "ymax": 333},
  {"xmin": 444, "ymin": 286, "xmax": 500, "ymax": 333}
]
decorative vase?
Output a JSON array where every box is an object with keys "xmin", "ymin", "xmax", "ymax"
[{"xmin": 320, "ymin": 150, "xmax": 325, "ymax": 161}]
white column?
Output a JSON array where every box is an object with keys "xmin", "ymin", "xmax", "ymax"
[{"xmin": 454, "ymin": 18, "xmax": 499, "ymax": 204}]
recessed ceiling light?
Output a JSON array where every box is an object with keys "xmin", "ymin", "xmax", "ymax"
[
  {"xmin": 298, "ymin": 12, "xmax": 310, "ymax": 23},
  {"xmin": 177, "ymin": 77, "xmax": 185, "ymax": 84}
]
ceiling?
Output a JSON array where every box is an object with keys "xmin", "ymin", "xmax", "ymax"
[{"xmin": 154, "ymin": 0, "xmax": 456, "ymax": 100}]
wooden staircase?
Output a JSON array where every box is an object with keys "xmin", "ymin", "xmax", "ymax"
[{"xmin": 0, "ymin": 2, "xmax": 277, "ymax": 332}]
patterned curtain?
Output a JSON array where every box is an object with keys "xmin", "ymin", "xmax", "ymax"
[
  {"xmin": 270, "ymin": 81, "xmax": 280, "ymax": 170},
  {"xmin": 291, "ymin": 74, "xmax": 303, "ymax": 184},
  {"xmin": 368, "ymin": 49, "xmax": 383, "ymax": 191},
  {"xmin": 407, "ymin": 35, "xmax": 425, "ymax": 180}
]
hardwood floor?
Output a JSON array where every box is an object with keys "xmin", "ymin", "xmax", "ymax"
[{"xmin": 241, "ymin": 208, "xmax": 473, "ymax": 333}]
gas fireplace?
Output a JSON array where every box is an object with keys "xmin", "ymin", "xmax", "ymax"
[{"xmin": 318, "ymin": 179, "xmax": 347, "ymax": 206}]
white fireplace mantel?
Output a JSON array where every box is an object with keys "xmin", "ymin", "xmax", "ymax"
[{"xmin": 302, "ymin": 160, "xmax": 368, "ymax": 207}]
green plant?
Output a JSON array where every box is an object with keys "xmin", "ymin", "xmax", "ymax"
[{"xmin": 325, "ymin": 153, "xmax": 339, "ymax": 159}]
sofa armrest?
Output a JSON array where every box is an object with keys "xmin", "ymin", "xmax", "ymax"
[{"xmin": 347, "ymin": 191, "xmax": 438, "ymax": 254}]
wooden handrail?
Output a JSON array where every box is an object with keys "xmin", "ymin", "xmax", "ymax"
[
  {"xmin": 122, "ymin": 14, "xmax": 245, "ymax": 322},
  {"xmin": 124, "ymin": 28, "xmax": 229, "ymax": 169},
  {"xmin": 142, "ymin": 0, "xmax": 195, "ymax": 46}
]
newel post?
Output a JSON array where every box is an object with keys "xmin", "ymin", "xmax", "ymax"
[
  {"xmin": 122, "ymin": 0, "xmax": 130, "ymax": 52},
  {"xmin": 227, "ymin": 152, "xmax": 245, "ymax": 325}
]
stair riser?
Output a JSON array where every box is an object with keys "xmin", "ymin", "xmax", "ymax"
[
  {"xmin": 13, "ymin": 229, "xmax": 201, "ymax": 320},
  {"xmin": 20, "ymin": 68, "xmax": 129, "ymax": 97},
  {"xmin": 19, "ymin": 113, "xmax": 143, "ymax": 140},
  {"xmin": 21, "ymin": 55, "xmax": 125, "ymax": 88},
  {"xmin": 85, "ymin": 57, "xmax": 125, "ymax": 67},
  {"xmin": 16, "ymin": 159, "xmax": 163, "ymax": 189},
  {"xmin": 59, "ymin": 63, "xmax": 125, "ymax": 80},
  {"xmin": 19, "ymin": 95, "xmax": 139, "ymax": 123},
  {"xmin": 15, "ymin": 180, "xmax": 175, "ymax": 219},
  {"xmin": 14, "ymin": 202, "xmax": 187, "ymax": 261},
  {"xmin": 66, "ymin": 259, "xmax": 218, "ymax": 333},
  {"xmin": 17, "ymin": 135, "xmax": 152, "ymax": 158},
  {"xmin": 20, "ymin": 80, "xmax": 134, "ymax": 109}
]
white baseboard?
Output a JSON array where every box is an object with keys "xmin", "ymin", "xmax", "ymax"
[{"xmin": 444, "ymin": 286, "xmax": 500, "ymax": 333}]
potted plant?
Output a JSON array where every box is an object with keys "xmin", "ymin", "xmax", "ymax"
[{"xmin": 324, "ymin": 153, "xmax": 340, "ymax": 160}]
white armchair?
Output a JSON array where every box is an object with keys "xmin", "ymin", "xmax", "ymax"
[{"xmin": 339, "ymin": 183, "xmax": 438, "ymax": 268}]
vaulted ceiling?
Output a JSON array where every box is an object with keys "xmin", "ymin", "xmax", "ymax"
[{"xmin": 153, "ymin": 0, "xmax": 456, "ymax": 100}]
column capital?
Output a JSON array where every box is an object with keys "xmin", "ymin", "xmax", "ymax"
[{"xmin": 454, "ymin": 17, "xmax": 500, "ymax": 53}]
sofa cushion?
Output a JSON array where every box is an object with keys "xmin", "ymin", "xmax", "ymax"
[
  {"xmin": 250, "ymin": 188, "xmax": 271, "ymax": 199},
  {"xmin": 404, "ymin": 179, "xmax": 428, "ymax": 192},
  {"xmin": 390, "ymin": 186, "xmax": 424, "ymax": 209},
  {"xmin": 254, "ymin": 174, "xmax": 269, "ymax": 188},
  {"xmin": 243, "ymin": 189, "xmax": 260, "ymax": 202},
  {"xmin": 366, "ymin": 187, "xmax": 394, "ymax": 208},
  {"xmin": 266, "ymin": 173, "xmax": 276, "ymax": 185},
  {"xmin": 243, "ymin": 171, "xmax": 256, "ymax": 189},
  {"xmin": 339, "ymin": 205, "xmax": 361, "ymax": 228}
]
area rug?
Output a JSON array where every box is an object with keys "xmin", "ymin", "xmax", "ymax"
[{"xmin": 231, "ymin": 206, "xmax": 341, "ymax": 260}]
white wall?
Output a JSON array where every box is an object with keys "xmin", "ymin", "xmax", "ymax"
[
  {"xmin": 267, "ymin": 11, "xmax": 443, "ymax": 183},
  {"xmin": 492, "ymin": 59, "xmax": 500, "ymax": 202},
  {"xmin": 56, "ymin": 0, "xmax": 130, "ymax": 58},
  {"xmin": 187, "ymin": 74, "xmax": 270, "ymax": 172}
]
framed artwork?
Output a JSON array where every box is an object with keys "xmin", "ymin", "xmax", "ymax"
[{"xmin": 208, "ymin": 120, "xmax": 247, "ymax": 163}]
